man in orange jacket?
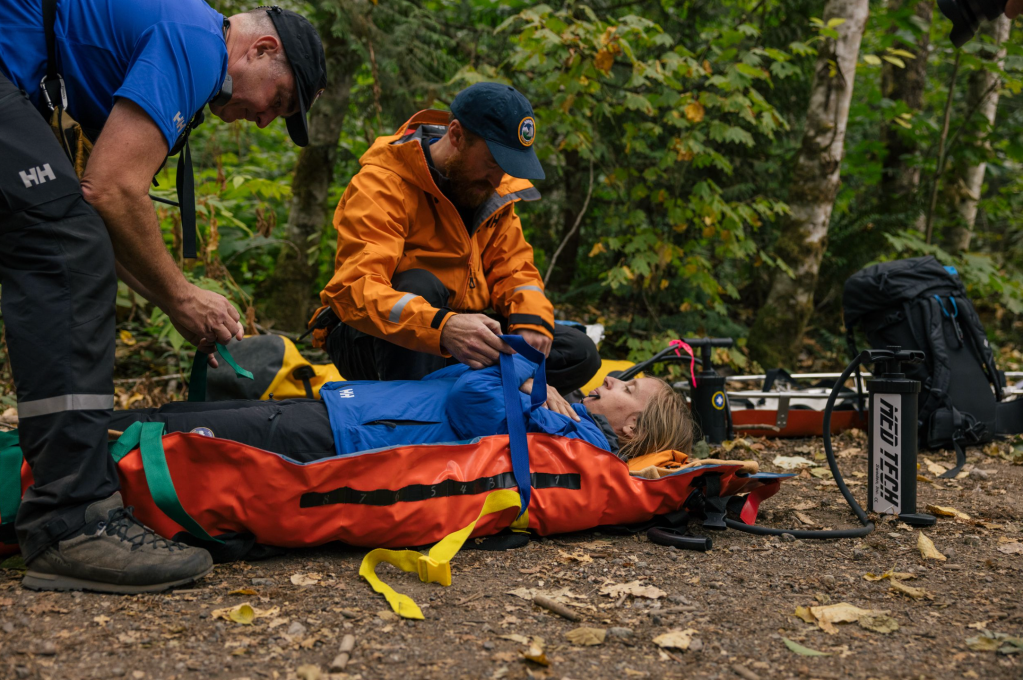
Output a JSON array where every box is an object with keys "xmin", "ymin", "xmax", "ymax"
[{"xmin": 312, "ymin": 83, "xmax": 600, "ymax": 393}]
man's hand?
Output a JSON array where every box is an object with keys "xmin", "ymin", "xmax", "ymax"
[
  {"xmin": 515, "ymin": 328, "xmax": 552, "ymax": 357},
  {"xmin": 169, "ymin": 285, "xmax": 244, "ymax": 348},
  {"xmin": 440, "ymin": 314, "xmax": 512, "ymax": 369},
  {"xmin": 1009, "ymin": 0, "xmax": 1023, "ymax": 18}
]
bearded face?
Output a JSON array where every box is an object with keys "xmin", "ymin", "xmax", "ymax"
[{"xmin": 444, "ymin": 142, "xmax": 498, "ymax": 208}]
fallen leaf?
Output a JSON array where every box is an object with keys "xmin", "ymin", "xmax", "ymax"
[
  {"xmin": 295, "ymin": 665, "xmax": 321, "ymax": 680},
  {"xmin": 599, "ymin": 580, "xmax": 666, "ymax": 600},
  {"xmin": 497, "ymin": 634, "xmax": 531, "ymax": 645},
  {"xmin": 290, "ymin": 572, "xmax": 323, "ymax": 587},
  {"xmin": 918, "ymin": 475, "xmax": 934, "ymax": 484},
  {"xmin": 210, "ymin": 603, "xmax": 279, "ymax": 624},
  {"xmin": 863, "ymin": 570, "xmax": 915, "ymax": 582},
  {"xmin": 522, "ymin": 637, "xmax": 549, "ymax": 666},
  {"xmin": 889, "ymin": 578, "xmax": 932, "ymax": 600},
  {"xmin": 810, "ymin": 467, "xmax": 834, "ymax": 479},
  {"xmin": 793, "ymin": 606, "xmax": 816, "ymax": 624},
  {"xmin": 926, "ymin": 505, "xmax": 970, "ymax": 520},
  {"xmin": 773, "ymin": 456, "xmax": 817, "ymax": 470},
  {"xmin": 858, "ymin": 613, "xmax": 899, "ymax": 634},
  {"xmin": 923, "ymin": 458, "xmax": 947, "ymax": 476},
  {"xmin": 92, "ymin": 615, "xmax": 111, "ymax": 625},
  {"xmin": 964, "ymin": 631, "xmax": 1023, "ymax": 654},
  {"xmin": 808, "ymin": 603, "xmax": 876, "ymax": 635},
  {"xmin": 782, "ymin": 638, "xmax": 830, "ymax": 656},
  {"xmin": 558, "ymin": 550, "xmax": 593, "ymax": 564},
  {"xmin": 228, "ymin": 588, "xmax": 258, "ymax": 596},
  {"xmin": 653, "ymin": 628, "xmax": 698, "ymax": 650},
  {"xmin": 565, "ymin": 627, "xmax": 606, "ymax": 646},
  {"xmin": 996, "ymin": 542, "xmax": 1023, "ymax": 555},
  {"xmin": 229, "ymin": 604, "xmax": 255, "ymax": 625},
  {"xmin": 918, "ymin": 533, "xmax": 946, "ymax": 561}
]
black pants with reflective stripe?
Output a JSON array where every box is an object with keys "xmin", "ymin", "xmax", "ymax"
[
  {"xmin": 0, "ymin": 75, "xmax": 118, "ymax": 562},
  {"xmin": 325, "ymin": 269, "xmax": 601, "ymax": 394}
]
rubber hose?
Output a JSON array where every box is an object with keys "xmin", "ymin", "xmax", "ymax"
[{"xmin": 724, "ymin": 352, "xmax": 875, "ymax": 539}]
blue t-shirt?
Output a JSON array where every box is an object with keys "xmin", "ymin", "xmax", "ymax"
[{"xmin": 0, "ymin": 0, "xmax": 228, "ymax": 150}]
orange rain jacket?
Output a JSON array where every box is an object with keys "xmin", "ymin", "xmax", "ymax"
[{"xmin": 313, "ymin": 110, "xmax": 554, "ymax": 356}]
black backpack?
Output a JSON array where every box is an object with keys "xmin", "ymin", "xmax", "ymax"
[{"xmin": 843, "ymin": 256, "xmax": 1022, "ymax": 474}]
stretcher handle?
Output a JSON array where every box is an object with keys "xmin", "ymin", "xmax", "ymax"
[{"xmin": 647, "ymin": 527, "xmax": 712, "ymax": 552}]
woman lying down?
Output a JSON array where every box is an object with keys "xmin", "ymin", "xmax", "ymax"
[{"xmin": 110, "ymin": 353, "xmax": 756, "ymax": 476}]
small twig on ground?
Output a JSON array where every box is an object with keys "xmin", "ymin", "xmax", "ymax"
[
  {"xmin": 732, "ymin": 664, "xmax": 761, "ymax": 680},
  {"xmin": 329, "ymin": 634, "xmax": 356, "ymax": 672},
  {"xmin": 533, "ymin": 594, "xmax": 581, "ymax": 621},
  {"xmin": 114, "ymin": 373, "xmax": 182, "ymax": 385}
]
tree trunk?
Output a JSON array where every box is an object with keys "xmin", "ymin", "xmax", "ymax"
[
  {"xmin": 546, "ymin": 151, "xmax": 585, "ymax": 291},
  {"xmin": 748, "ymin": 0, "xmax": 869, "ymax": 370},
  {"xmin": 261, "ymin": 30, "xmax": 360, "ymax": 332},
  {"xmin": 881, "ymin": 0, "xmax": 932, "ymax": 227},
  {"xmin": 947, "ymin": 15, "xmax": 1010, "ymax": 253}
]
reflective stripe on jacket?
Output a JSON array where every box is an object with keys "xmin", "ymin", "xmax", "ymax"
[{"xmin": 314, "ymin": 110, "xmax": 554, "ymax": 355}]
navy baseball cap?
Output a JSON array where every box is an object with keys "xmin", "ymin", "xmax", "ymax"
[
  {"xmin": 260, "ymin": 6, "xmax": 327, "ymax": 147},
  {"xmin": 450, "ymin": 83, "xmax": 545, "ymax": 181}
]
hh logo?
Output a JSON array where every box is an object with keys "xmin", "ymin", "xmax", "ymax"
[
  {"xmin": 19, "ymin": 164, "xmax": 56, "ymax": 188},
  {"xmin": 337, "ymin": 388, "xmax": 355, "ymax": 399},
  {"xmin": 173, "ymin": 111, "xmax": 186, "ymax": 133}
]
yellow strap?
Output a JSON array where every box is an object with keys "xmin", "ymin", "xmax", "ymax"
[{"xmin": 359, "ymin": 489, "xmax": 527, "ymax": 620}]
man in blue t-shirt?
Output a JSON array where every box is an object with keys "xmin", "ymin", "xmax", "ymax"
[{"xmin": 0, "ymin": 1, "xmax": 326, "ymax": 594}]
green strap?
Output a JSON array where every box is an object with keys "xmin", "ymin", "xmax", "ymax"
[
  {"xmin": 187, "ymin": 342, "xmax": 253, "ymax": 403},
  {"xmin": 110, "ymin": 422, "xmax": 222, "ymax": 543},
  {"xmin": 0, "ymin": 430, "xmax": 23, "ymax": 526}
]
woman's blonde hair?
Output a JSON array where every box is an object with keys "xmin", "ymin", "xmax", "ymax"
[{"xmin": 617, "ymin": 379, "xmax": 695, "ymax": 461}]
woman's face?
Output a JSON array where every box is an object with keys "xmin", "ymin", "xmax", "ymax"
[{"xmin": 582, "ymin": 375, "xmax": 663, "ymax": 437}]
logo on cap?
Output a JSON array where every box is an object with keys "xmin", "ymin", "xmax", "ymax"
[{"xmin": 518, "ymin": 117, "xmax": 536, "ymax": 147}]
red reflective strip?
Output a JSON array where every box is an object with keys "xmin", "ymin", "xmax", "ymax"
[{"xmin": 739, "ymin": 481, "xmax": 781, "ymax": 525}]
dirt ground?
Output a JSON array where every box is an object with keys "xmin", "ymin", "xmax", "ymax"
[{"xmin": 0, "ymin": 431, "xmax": 1020, "ymax": 680}]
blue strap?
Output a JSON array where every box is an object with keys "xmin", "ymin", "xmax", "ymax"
[
  {"xmin": 188, "ymin": 342, "xmax": 254, "ymax": 402},
  {"xmin": 497, "ymin": 335, "xmax": 547, "ymax": 515},
  {"xmin": 949, "ymin": 297, "xmax": 959, "ymax": 318},
  {"xmin": 933, "ymin": 295, "xmax": 950, "ymax": 318}
]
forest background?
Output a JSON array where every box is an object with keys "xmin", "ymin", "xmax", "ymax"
[{"xmin": 3, "ymin": 0, "xmax": 1023, "ymax": 404}]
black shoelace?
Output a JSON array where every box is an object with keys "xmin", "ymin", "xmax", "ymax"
[{"xmin": 95, "ymin": 507, "xmax": 187, "ymax": 552}]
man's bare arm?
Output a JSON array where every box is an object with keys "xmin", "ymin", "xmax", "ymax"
[{"xmin": 81, "ymin": 98, "xmax": 242, "ymax": 348}]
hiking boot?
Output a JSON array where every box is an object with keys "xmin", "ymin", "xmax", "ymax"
[{"xmin": 22, "ymin": 492, "xmax": 213, "ymax": 593}]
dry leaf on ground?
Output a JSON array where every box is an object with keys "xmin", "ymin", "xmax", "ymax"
[
  {"xmin": 653, "ymin": 628, "xmax": 698, "ymax": 650},
  {"xmin": 522, "ymin": 637, "xmax": 549, "ymax": 666},
  {"xmin": 599, "ymin": 580, "xmax": 666, "ymax": 599},
  {"xmin": 966, "ymin": 632, "xmax": 1023, "ymax": 654},
  {"xmin": 793, "ymin": 606, "xmax": 816, "ymax": 624},
  {"xmin": 889, "ymin": 578, "xmax": 932, "ymax": 600},
  {"xmin": 558, "ymin": 550, "xmax": 593, "ymax": 564},
  {"xmin": 923, "ymin": 458, "xmax": 948, "ymax": 476},
  {"xmin": 497, "ymin": 634, "xmax": 531, "ymax": 645},
  {"xmin": 996, "ymin": 541, "xmax": 1023, "ymax": 555},
  {"xmin": 926, "ymin": 505, "xmax": 970, "ymax": 520},
  {"xmin": 807, "ymin": 603, "xmax": 879, "ymax": 635},
  {"xmin": 228, "ymin": 588, "xmax": 257, "ymax": 596},
  {"xmin": 209, "ymin": 602, "xmax": 280, "ymax": 625},
  {"xmin": 917, "ymin": 533, "xmax": 946, "ymax": 561},
  {"xmin": 863, "ymin": 570, "xmax": 915, "ymax": 582},
  {"xmin": 858, "ymin": 613, "xmax": 899, "ymax": 634},
  {"xmin": 565, "ymin": 627, "xmax": 606, "ymax": 646},
  {"xmin": 773, "ymin": 456, "xmax": 816, "ymax": 470},
  {"xmin": 290, "ymin": 572, "xmax": 323, "ymax": 586}
]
